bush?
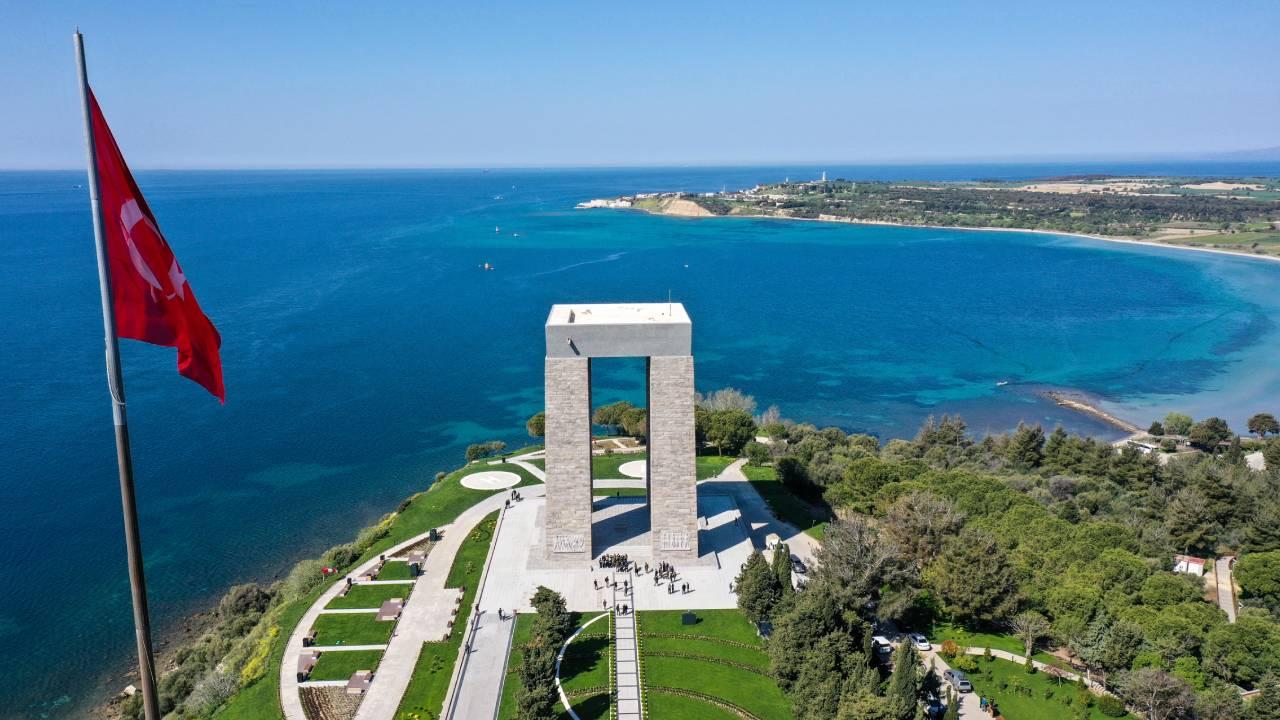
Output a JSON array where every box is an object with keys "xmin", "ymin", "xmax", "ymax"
[
  {"xmin": 953, "ymin": 654, "xmax": 979, "ymax": 672},
  {"xmin": 218, "ymin": 583, "xmax": 272, "ymax": 619},
  {"xmin": 745, "ymin": 441, "xmax": 770, "ymax": 466},
  {"xmin": 321, "ymin": 542, "xmax": 360, "ymax": 570},
  {"xmin": 984, "ymin": 646, "xmax": 993, "ymax": 663},
  {"xmin": 939, "ymin": 639, "xmax": 960, "ymax": 658},
  {"xmin": 281, "ymin": 559, "xmax": 326, "ymax": 602},
  {"xmin": 1097, "ymin": 694, "xmax": 1127, "ymax": 717}
]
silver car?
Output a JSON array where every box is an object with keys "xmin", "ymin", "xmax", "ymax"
[{"xmin": 943, "ymin": 669, "xmax": 973, "ymax": 693}]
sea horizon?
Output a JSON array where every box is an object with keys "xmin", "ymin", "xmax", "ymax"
[{"xmin": 4, "ymin": 161, "xmax": 1280, "ymax": 717}]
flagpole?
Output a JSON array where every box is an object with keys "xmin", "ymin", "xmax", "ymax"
[{"xmin": 75, "ymin": 31, "xmax": 161, "ymax": 720}]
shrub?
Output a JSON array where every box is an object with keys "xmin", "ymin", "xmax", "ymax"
[
  {"xmin": 321, "ymin": 543, "xmax": 360, "ymax": 570},
  {"xmin": 218, "ymin": 583, "xmax": 272, "ymax": 619},
  {"xmin": 281, "ymin": 559, "xmax": 326, "ymax": 601},
  {"xmin": 1097, "ymin": 694, "xmax": 1127, "ymax": 717},
  {"xmin": 940, "ymin": 639, "xmax": 960, "ymax": 658},
  {"xmin": 355, "ymin": 514, "xmax": 394, "ymax": 550},
  {"xmin": 1024, "ymin": 654, "xmax": 1036, "ymax": 674},
  {"xmin": 745, "ymin": 441, "xmax": 770, "ymax": 466},
  {"xmin": 239, "ymin": 626, "xmax": 278, "ymax": 685},
  {"xmin": 953, "ymin": 654, "xmax": 979, "ymax": 673},
  {"xmin": 984, "ymin": 646, "xmax": 993, "ymax": 663}
]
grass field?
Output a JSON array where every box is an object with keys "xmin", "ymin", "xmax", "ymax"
[
  {"xmin": 742, "ymin": 465, "xmax": 828, "ymax": 539},
  {"xmin": 928, "ymin": 623, "xmax": 1069, "ymax": 670},
  {"xmin": 497, "ymin": 613, "xmax": 610, "ymax": 720},
  {"xmin": 214, "ymin": 457, "xmax": 537, "ymax": 719},
  {"xmin": 325, "ymin": 582, "xmax": 414, "ymax": 610},
  {"xmin": 696, "ymin": 454, "xmax": 735, "ymax": 479},
  {"xmin": 308, "ymin": 649, "xmax": 383, "ymax": 681},
  {"xmin": 966, "ymin": 657, "xmax": 1132, "ymax": 719},
  {"xmin": 394, "ymin": 511, "xmax": 499, "ymax": 720},
  {"xmin": 592, "ymin": 452, "xmax": 644, "ymax": 479},
  {"xmin": 310, "ymin": 613, "xmax": 394, "ymax": 647},
  {"xmin": 376, "ymin": 561, "xmax": 415, "ymax": 581},
  {"xmin": 638, "ymin": 610, "xmax": 792, "ymax": 720}
]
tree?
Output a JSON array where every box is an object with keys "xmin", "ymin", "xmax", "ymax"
[
  {"xmin": 736, "ymin": 550, "xmax": 782, "ymax": 623},
  {"xmin": 1244, "ymin": 674, "xmax": 1280, "ymax": 720},
  {"xmin": 768, "ymin": 583, "xmax": 852, "ymax": 693},
  {"xmin": 526, "ymin": 411, "xmax": 545, "ymax": 438},
  {"xmin": 745, "ymin": 441, "xmax": 771, "ymax": 466},
  {"xmin": 1249, "ymin": 413, "xmax": 1280, "ymax": 439},
  {"xmin": 814, "ymin": 516, "xmax": 918, "ymax": 621},
  {"xmin": 1119, "ymin": 668, "xmax": 1194, "ymax": 720},
  {"xmin": 943, "ymin": 689, "xmax": 960, "ymax": 720},
  {"xmin": 465, "ymin": 440, "xmax": 506, "ymax": 462},
  {"xmin": 705, "ymin": 408, "xmax": 756, "ymax": 456},
  {"xmin": 1189, "ymin": 417, "xmax": 1233, "ymax": 452},
  {"xmin": 924, "ymin": 528, "xmax": 1019, "ymax": 626},
  {"xmin": 1006, "ymin": 422, "xmax": 1046, "ymax": 470},
  {"xmin": 516, "ymin": 634, "xmax": 559, "ymax": 720},
  {"xmin": 881, "ymin": 491, "xmax": 965, "ymax": 569},
  {"xmin": 1203, "ymin": 611, "xmax": 1280, "ymax": 688},
  {"xmin": 1164, "ymin": 412, "xmax": 1194, "ymax": 436},
  {"xmin": 1264, "ymin": 438, "xmax": 1280, "ymax": 473},
  {"xmin": 620, "ymin": 407, "xmax": 648, "ymax": 441},
  {"xmin": 1165, "ymin": 486, "xmax": 1215, "ymax": 554},
  {"xmin": 886, "ymin": 642, "xmax": 922, "ymax": 720},
  {"xmin": 529, "ymin": 586, "xmax": 572, "ymax": 645},
  {"xmin": 1098, "ymin": 620, "xmax": 1147, "ymax": 671},
  {"xmin": 697, "ymin": 387, "xmax": 757, "ymax": 413},
  {"xmin": 1010, "ymin": 611, "xmax": 1050, "ymax": 658},
  {"xmin": 1237, "ymin": 552, "xmax": 1280, "ymax": 610},
  {"xmin": 772, "ymin": 542, "xmax": 794, "ymax": 596},
  {"xmin": 1149, "ymin": 421, "xmax": 1166, "ymax": 436},
  {"xmin": 592, "ymin": 401, "xmax": 634, "ymax": 433}
]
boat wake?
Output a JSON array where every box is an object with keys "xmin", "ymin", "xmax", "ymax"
[{"xmin": 524, "ymin": 251, "xmax": 627, "ymax": 278}]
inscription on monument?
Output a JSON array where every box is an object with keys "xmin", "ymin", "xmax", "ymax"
[
  {"xmin": 659, "ymin": 529, "xmax": 692, "ymax": 552},
  {"xmin": 550, "ymin": 533, "xmax": 586, "ymax": 554}
]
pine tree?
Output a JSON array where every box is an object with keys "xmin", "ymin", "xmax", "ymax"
[
  {"xmin": 773, "ymin": 542, "xmax": 795, "ymax": 596},
  {"xmin": 887, "ymin": 642, "xmax": 921, "ymax": 720},
  {"xmin": 736, "ymin": 549, "xmax": 782, "ymax": 623},
  {"xmin": 943, "ymin": 689, "xmax": 960, "ymax": 720},
  {"xmin": 516, "ymin": 634, "xmax": 558, "ymax": 720}
]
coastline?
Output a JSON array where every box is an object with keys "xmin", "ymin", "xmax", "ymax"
[{"xmin": 608, "ymin": 204, "xmax": 1280, "ymax": 266}]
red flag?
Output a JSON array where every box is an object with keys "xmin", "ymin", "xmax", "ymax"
[{"xmin": 89, "ymin": 89, "xmax": 225, "ymax": 402}]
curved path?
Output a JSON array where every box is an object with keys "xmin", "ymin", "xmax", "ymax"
[{"xmin": 281, "ymin": 483, "xmax": 541, "ymax": 720}]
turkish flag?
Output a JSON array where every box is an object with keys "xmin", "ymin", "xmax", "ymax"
[{"xmin": 89, "ymin": 89, "xmax": 225, "ymax": 402}]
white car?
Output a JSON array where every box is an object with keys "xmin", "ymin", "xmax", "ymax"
[
  {"xmin": 909, "ymin": 633, "xmax": 931, "ymax": 651},
  {"xmin": 872, "ymin": 635, "xmax": 894, "ymax": 655}
]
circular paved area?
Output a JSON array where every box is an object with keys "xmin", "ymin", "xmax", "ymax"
[
  {"xmin": 618, "ymin": 460, "xmax": 647, "ymax": 478},
  {"xmin": 461, "ymin": 470, "xmax": 521, "ymax": 490}
]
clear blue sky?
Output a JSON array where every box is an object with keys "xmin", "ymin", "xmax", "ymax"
[{"xmin": 2, "ymin": 1, "xmax": 1277, "ymax": 169}]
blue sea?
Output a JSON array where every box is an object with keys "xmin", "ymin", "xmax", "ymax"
[{"xmin": 2, "ymin": 162, "xmax": 1279, "ymax": 717}]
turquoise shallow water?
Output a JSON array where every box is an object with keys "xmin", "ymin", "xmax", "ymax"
[{"xmin": 1, "ymin": 163, "xmax": 1279, "ymax": 716}]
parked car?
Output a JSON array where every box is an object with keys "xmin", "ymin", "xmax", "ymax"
[
  {"xmin": 790, "ymin": 555, "xmax": 807, "ymax": 574},
  {"xmin": 909, "ymin": 632, "xmax": 931, "ymax": 651},
  {"xmin": 943, "ymin": 669, "xmax": 973, "ymax": 693},
  {"xmin": 765, "ymin": 533, "xmax": 782, "ymax": 551},
  {"xmin": 872, "ymin": 635, "xmax": 894, "ymax": 655}
]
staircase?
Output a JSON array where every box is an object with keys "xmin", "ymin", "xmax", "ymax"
[{"xmin": 613, "ymin": 576, "xmax": 641, "ymax": 719}]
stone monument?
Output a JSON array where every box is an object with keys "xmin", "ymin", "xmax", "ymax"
[{"xmin": 543, "ymin": 303, "xmax": 697, "ymax": 562}]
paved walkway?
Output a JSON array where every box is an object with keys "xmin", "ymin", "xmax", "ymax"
[
  {"xmin": 443, "ymin": 501, "xmax": 520, "ymax": 720},
  {"xmin": 354, "ymin": 488, "xmax": 529, "ymax": 720},
  {"xmin": 614, "ymin": 611, "xmax": 641, "ymax": 719},
  {"xmin": 917, "ymin": 642, "xmax": 1112, "ymax": 717},
  {"xmin": 700, "ymin": 459, "xmax": 820, "ymax": 568},
  {"xmin": 1216, "ymin": 557, "xmax": 1238, "ymax": 623}
]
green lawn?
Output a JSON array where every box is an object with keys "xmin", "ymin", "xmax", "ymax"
[
  {"xmin": 638, "ymin": 610, "xmax": 791, "ymax": 720},
  {"xmin": 560, "ymin": 623, "xmax": 611, "ymax": 694},
  {"xmin": 308, "ymin": 649, "xmax": 383, "ymax": 681},
  {"xmin": 696, "ymin": 455, "xmax": 735, "ymax": 479},
  {"xmin": 498, "ymin": 613, "xmax": 610, "ymax": 720},
  {"xmin": 741, "ymin": 466, "xmax": 828, "ymax": 539},
  {"xmin": 457, "ymin": 460, "xmax": 542, "ymax": 489},
  {"xmin": 928, "ymin": 624, "xmax": 1069, "ymax": 670},
  {"xmin": 646, "ymin": 692, "xmax": 743, "ymax": 720},
  {"xmin": 310, "ymin": 613, "xmax": 394, "ymax": 646},
  {"xmin": 215, "ymin": 458, "xmax": 535, "ymax": 720},
  {"xmin": 966, "ymin": 657, "xmax": 1132, "ymax": 720},
  {"xmin": 326, "ymin": 582, "xmax": 414, "ymax": 610},
  {"xmin": 592, "ymin": 452, "xmax": 645, "ymax": 479},
  {"xmin": 395, "ymin": 511, "xmax": 499, "ymax": 720},
  {"xmin": 375, "ymin": 561, "xmax": 415, "ymax": 581}
]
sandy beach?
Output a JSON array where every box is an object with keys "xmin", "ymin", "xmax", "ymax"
[{"xmin": 615, "ymin": 203, "xmax": 1280, "ymax": 266}]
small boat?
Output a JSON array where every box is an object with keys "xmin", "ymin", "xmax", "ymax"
[
  {"xmin": 996, "ymin": 380, "xmax": 1010, "ymax": 387},
  {"xmin": 495, "ymin": 226, "xmax": 500, "ymax": 233},
  {"xmin": 493, "ymin": 194, "xmax": 504, "ymax": 200}
]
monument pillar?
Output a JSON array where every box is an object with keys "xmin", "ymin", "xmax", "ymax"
[
  {"xmin": 647, "ymin": 355, "xmax": 698, "ymax": 562},
  {"xmin": 543, "ymin": 356, "xmax": 593, "ymax": 560}
]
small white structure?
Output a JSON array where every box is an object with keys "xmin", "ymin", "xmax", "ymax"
[{"xmin": 1174, "ymin": 554, "xmax": 1208, "ymax": 576}]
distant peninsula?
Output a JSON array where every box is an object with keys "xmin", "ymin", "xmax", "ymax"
[{"xmin": 579, "ymin": 175, "xmax": 1280, "ymax": 258}]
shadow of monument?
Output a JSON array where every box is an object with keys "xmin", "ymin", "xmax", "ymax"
[{"xmin": 590, "ymin": 496, "xmax": 651, "ymax": 550}]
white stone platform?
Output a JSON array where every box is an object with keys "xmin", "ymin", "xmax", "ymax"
[{"xmin": 460, "ymin": 470, "xmax": 521, "ymax": 490}]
